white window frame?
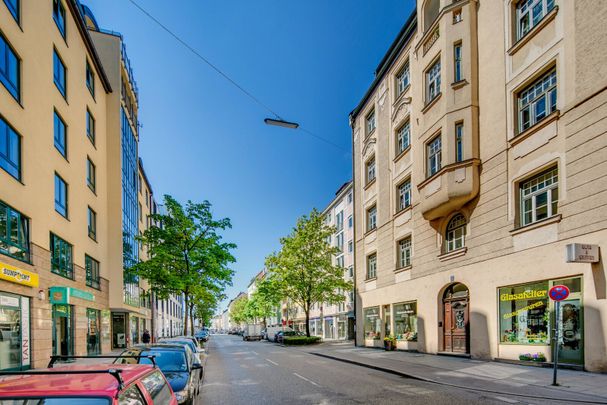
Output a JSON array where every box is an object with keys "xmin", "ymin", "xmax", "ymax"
[
  {"xmin": 520, "ymin": 167, "xmax": 558, "ymax": 227},
  {"xmin": 348, "ymin": 215, "xmax": 353, "ymax": 229},
  {"xmin": 426, "ymin": 58, "xmax": 441, "ymax": 103},
  {"xmin": 366, "ymin": 156, "xmax": 376, "ymax": 184},
  {"xmin": 396, "ymin": 121, "xmax": 410, "ymax": 155},
  {"xmin": 518, "ymin": 69, "xmax": 557, "ymax": 133},
  {"xmin": 427, "ymin": 135, "xmax": 442, "ymax": 177},
  {"xmin": 397, "ymin": 179, "xmax": 411, "ymax": 212},
  {"xmin": 367, "ymin": 254, "xmax": 377, "ymax": 279},
  {"xmin": 516, "ymin": 0, "xmax": 555, "ymax": 40},
  {"xmin": 366, "ymin": 110, "xmax": 376, "ymax": 135},
  {"xmin": 367, "ymin": 205, "xmax": 377, "ymax": 232},
  {"xmin": 348, "ymin": 240, "xmax": 353, "ymax": 253},
  {"xmin": 445, "ymin": 213, "xmax": 466, "ymax": 252},
  {"xmin": 398, "ymin": 237, "xmax": 412, "ymax": 268},
  {"xmin": 336, "ymin": 232, "xmax": 344, "ymax": 252},
  {"xmin": 396, "ymin": 62, "xmax": 410, "ymax": 97}
]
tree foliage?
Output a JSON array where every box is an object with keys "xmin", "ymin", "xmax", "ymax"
[
  {"xmin": 265, "ymin": 209, "xmax": 352, "ymax": 337},
  {"xmin": 229, "ymin": 295, "xmax": 249, "ymax": 326},
  {"xmin": 134, "ymin": 195, "xmax": 236, "ymax": 335}
]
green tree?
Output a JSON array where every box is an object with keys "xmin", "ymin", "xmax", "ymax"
[
  {"xmin": 229, "ymin": 295, "xmax": 249, "ymax": 326},
  {"xmin": 265, "ymin": 209, "xmax": 352, "ymax": 337},
  {"xmin": 134, "ymin": 195, "xmax": 236, "ymax": 335},
  {"xmin": 246, "ymin": 277, "xmax": 283, "ymax": 327}
]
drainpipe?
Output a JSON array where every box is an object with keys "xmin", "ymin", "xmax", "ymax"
[{"xmin": 349, "ymin": 115, "xmax": 358, "ymax": 347}]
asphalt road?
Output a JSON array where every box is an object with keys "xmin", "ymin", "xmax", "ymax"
[{"xmin": 200, "ymin": 334, "xmax": 524, "ymax": 405}]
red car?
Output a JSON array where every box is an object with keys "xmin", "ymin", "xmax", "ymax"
[{"xmin": 0, "ymin": 363, "xmax": 178, "ymax": 404}]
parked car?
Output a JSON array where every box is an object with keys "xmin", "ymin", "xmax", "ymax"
[
  {"xmin": 194, "ymin": 330, "xmax": 208, "ymax": 342},
  {"xmin": 115, "ymin": 344, "xmax": 202, "ymax": 405},
  {"xmin": 159, "ymin": 337, "xmax": 206, "ymax": 363},
  {"xmin": 266, "ymin": 325, "xmax": 293, "ymax": 342},
  {"xmin": 0, "ymin": 363, "xmax": 178, "ymax": 404},
  {"xmin": 275, "ymin": 330, "xmax": 304, "ymax": 344},
  {"xmin": 260, "ymin": 328, "xmax": 267, "ymax": 340}
]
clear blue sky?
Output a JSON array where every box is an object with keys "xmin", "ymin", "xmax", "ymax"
[{"xmin": 85, "ymin": 0, "xmax": 415, "ymax": 312}]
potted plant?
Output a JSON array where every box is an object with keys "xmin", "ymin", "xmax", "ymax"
[{"xmin": 384, "ymin": 335, "xmax": 396, "ymax": 351}]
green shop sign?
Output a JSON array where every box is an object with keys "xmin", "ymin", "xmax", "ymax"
[{"xmin": 50, "ymin": 287, "xmax": 95, "ymax": 304}]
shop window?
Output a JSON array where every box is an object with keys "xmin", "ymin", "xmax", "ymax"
[
  {"xmin": 519, "ymin": 166, "xmax": 558, "ymax": 227},
  {"xmin": 363, "ymin": 306, "xmax": 381, "ymax": 340},
  {"xmin": 0, "ymin": 201, "xmax": 30, "ymax": 262},
  {"xmin": 444, "ymin": 213, "xmax": 466, "ymax": 252},
  {"xmin": 499, "ymin": 281, "xmax": 549, "ymax": 344},
  {"xmin": 87, "ymin": 308, "xmax": 100, "ymax": 355},
  {"xmin": 394, "ymin": 301, "xmax": 417, "ymax": 341},
  {"xmin": 50, "ymin": 233, "xmax": 73, "ymax": 279},
  {"xmin": 0, "ymin": 292, "xmax": 28, "ymax": 370}
]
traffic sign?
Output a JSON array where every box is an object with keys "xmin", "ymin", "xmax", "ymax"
[{"xmin": 549, "ymin": 285, "xmax": 570, "ymax": 301}]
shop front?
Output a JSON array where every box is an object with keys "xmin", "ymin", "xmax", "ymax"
[
  {"xmin": 324, "ymin": 317, "xmax": 335, "ymax": 340},
  {"xmin": 50, "ymin": 286, "xmax": 97, "ymax": 357},
  {"xmin": 498, "ymin": 276, "xmax": 583, "ymax": 365},
  {"xmin": 363, "ymin": 306, "xmax": 382, "ymax": 347},
  {"xmin": 394, "ymin": 301, "xmax": 417, "ymax": 351},
  {"xmin": 87, "ymin": 308, "xmax": 101, "ymax": 355}
]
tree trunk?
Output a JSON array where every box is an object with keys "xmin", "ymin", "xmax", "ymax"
[
  {"xmin": 305, "ymin": 309, "xmax": 310, "ymax": 337},
  {"xmin": 183, "ymin": 293, "xmax": 189, "ymax": 336},
  {"xmin": 189, "ymin": 303, "xmax": 195, "ymax": 336}
]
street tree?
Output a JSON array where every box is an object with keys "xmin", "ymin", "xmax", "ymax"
[
  {"xmin": 133, "ymin": 195, "xmax": 236, "ymax": 335},
  {"xmin": 229, "ymin": 295, "xmax": 249, "ymax": 327},
  {"xmin": 245, "ymin": 277, "xmax": 282, "ymax": 327},
  {"xmin": 265, "ymin": 209, "xmax": 352, "ymax": 337}
]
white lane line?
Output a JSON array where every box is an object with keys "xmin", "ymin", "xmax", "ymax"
[
  {"xmin": 494, "ymin": 396, "xmax": 519, "ymax": 404},
  {"xmin": 251, "ymin": 351, "xmax": 259, "ymax": 356},
  {"xmin": 293, "ymin": 372, "xmax": 320, "ymax": 387},
  {"xmin": 265, "ymin": 358, "xmax": 278, "ymax": 366}
]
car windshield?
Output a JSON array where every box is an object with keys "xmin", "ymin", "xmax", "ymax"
[
  {"xmin": 167, "ymin": 340, "xmax": 197, "ymax": 352},
  {"xmin": 0, "ymin": 398, "xmax": 110, "ymax": 404},
  {"xmin": 139, "ymin": 350, "xmax": 188, "ymax": 372}
]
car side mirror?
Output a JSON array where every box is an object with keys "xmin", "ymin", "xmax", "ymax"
[{"xmin": 192, "ymin": 362, "xmax": 203, "ymax": 370}]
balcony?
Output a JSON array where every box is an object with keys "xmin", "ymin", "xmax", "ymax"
[{"xmin": 417, "ymin": 159, "xmax": 480, "ymax": 221}]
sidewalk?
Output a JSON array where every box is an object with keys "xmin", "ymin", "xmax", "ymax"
[{"xmin": 298, "ymin": 342, "xmax": 607, "ymax": 404}]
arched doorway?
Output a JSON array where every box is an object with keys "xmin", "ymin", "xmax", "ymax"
[{"xmin": 442, "ymin": 283, "xmax": 470, "ymax": 354}]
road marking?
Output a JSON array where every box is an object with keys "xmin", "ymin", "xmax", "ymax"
[
  {"xmin": 494, "ymin": 396, "xmax": 519, "ymax": 404},
  {"xmin": 251, "ymin": 351, "xmax": 259, "ymax": 356},
  {"xmin": 265, "ymin": 358, "xmax": 278, "ymax": 366},
  {"xmin": 293, "ymin": 372, "xmax": 320, "ymax": 387}
]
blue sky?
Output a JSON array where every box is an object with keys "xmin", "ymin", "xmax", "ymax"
[{"xmin": 85, "ymin": 0, "xmax": 415, "ymax": 311}]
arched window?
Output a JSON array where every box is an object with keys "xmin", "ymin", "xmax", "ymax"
[
  {"xmin": 445, "ymin": 213, "xmax": 466, "ymax": 252},
  {"xmin": 424, "ymin": 0, "xmax": 440, "ymax": 31}
]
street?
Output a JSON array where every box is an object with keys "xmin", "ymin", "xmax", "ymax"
[{"xmin": 201, "ymin": 335, "xmax": 534, "ymax": 405}]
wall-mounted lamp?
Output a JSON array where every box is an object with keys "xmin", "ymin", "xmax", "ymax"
[{"xmin": 38, "ymin": 289, "xmax": 45, "ymax": 301}]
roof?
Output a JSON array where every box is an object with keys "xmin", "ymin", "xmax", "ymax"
[
  {"xmin": 350, "ymin": 10, "xmax": 417, "ymax": 121},
  {"xmin": 68, "ymin": 0, "xmax": 112, "ymax": 93},
  {"xmin": 0, "ymin": 364, "xmax": 154, "ymax": 398},
  {"xmin": 322, "ymin": 180, "xmax": 353, "ymax": 215}
]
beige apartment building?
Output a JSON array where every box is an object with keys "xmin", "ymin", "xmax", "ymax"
[
  {"xmin": 352, "ymin": 0, "xmax": 607, "ymax": 371},
  {"xmin": 0, "ymin": 0, "xmax": 112, "ymax": 369}
]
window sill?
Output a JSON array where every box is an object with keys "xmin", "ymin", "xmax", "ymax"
[
  {"xmin": 422, "ymin": 93, "xmax": 442, "ymax": 114},
  {"xmin": 365, "ymin": 277, "xmax": 377, "ymax": 283},
  {"xmin": 451, "ymin": 79, "xmax": 468, "ymax": 90},
  {"xmin": 364, "ymin": 228, "xmax": 377, "ymax": 237},
  {"xmin": 88, "ymin": 235, "xmax": 98, "ymax": 243},
  {"xmin": 51, "ymin": 270, "xmax": 74, "ymax": 281},
  {"xmin": 393, "ymin": 205, "xmax": 412, "ymax": 220},
  {"xmin": 394, "ymin": 265, "xmax": 412, "ymax": 274},
  {"xmin": 508, "ymin": 7, "xmax": 559, "ymax": 56},
  {"xmin": 55, "ymin": 210, "xmax": 70, "ymax": 221},
  {"xmin": 364, "ymin": 178, "xmax": 377, "ymax": 190},
  {"xmin": 438, "ymin": 247, "xmax": 467, "ymax": 261},
  {"xmin": 0, "ymin": 250, "xmax": 32, "ymax": 266},
  {"xmin": 393, "ymin": 145, "xmax": 411, "ymax": 163},
  {"xmin": 509, "ymin": 110, "xmax": 559, "ymax": 147},
  {"xmin": 510, "ymin": 214, "xmax": 562, "ymax": 236}
]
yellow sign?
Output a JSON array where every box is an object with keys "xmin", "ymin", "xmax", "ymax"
[
  {"xmin": 0, "ymin": 261, "xmax": 39, "ymax": 287},
  {"xmin": 502, "ymin": 301, "xmax": 545, "ymax": 319},
  {"xmin": 500, "ymin": 290, "xmax": 546, "ymax": 301}
]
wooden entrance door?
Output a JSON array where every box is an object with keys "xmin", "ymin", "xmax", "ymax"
[{"xmin": 443, "ymin": 284, "xmax": 469, "ymax": 353}]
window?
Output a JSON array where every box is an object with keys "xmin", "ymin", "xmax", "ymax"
[
  {"xmin": 366, "ymin": 253, "xmax": 377, "ymax": 280},
  {"xmin": 336, "ymin": 232, "xmax": 344, "ymax": 252},
  {"xmin": 0, "ymin": 33, "xmax": 19, "ymax": 100},
  {"xmin": 455, "ymin": 122, "xmax": 464, "ymax": 162},
  {"xmin": 3, "ymin": 0, "xmax": 18, "ymax": 22},
  {"xmin": 367, "ymin": 205, "xmax": 377, "ymax": 232},
  {"xmin": 347, "ymin": 192, "xmax": 353, "ymax": 204},
  {"xmin": 138, "ymin": 202, "xmax": 142, "ymax": 223},
  {"xmin": 453, "ymin": 8, "xmax": 462, "ymax": 24},
  {"xmin": 499, "ymin": 281, "xmax": 549, "ymax": 344},
  {"xmin": 427, "ymin": 135, "xmax": 442, "ymax": 177},
  {"xmin": 517, "ymin": 0, "xmax": 555, "ymax": 40},
  {"xmin": 366, "ymin": 109, "xmax": 376, "ymax": 135},
  {"xmin": 366, "ymin": 156, "xmax": 376, "ymax": 184},
  {"xmin": 454, "ymin": 42, "xmax": 462, "ymax": 82},
  {"xmin": 397, "ymin": 179, "xmax": 411, "ymax": 212},
  {"xmin": 336, "ymin": 255, "xmax": 344, "ymax": 268},
  {"xmin": 141, "ymin": 371, "xmax": 174, "ymax": 404},
  {"xmin": 396, "ymin": 62, "xmax": 410, "ymax": 97},
  {"xmin": 54, "ymin": 173, "xmax": 68, "ymax": 217},
  {"xmin": 398, "ymin": 237, "xmax": 412, "ymax": 268},
  {"xmin": 348, "ymin": 265, "xmax": 353, "ymax": 278},
  {"xmin": 118, "ymin": 384, "xmax": 146, "ymax": 405},
  {"xmin": 348, "ymin": 215, "xmax": 353, "ymax": 229},
  {"xmin": 88, "ymin": 207, "xmax": 96, "ymax": 240},
  {"xmin": 138, "ymin": 175, "xmax": 142, "ymax": 194},
  {"xmin": 336, "ymin": 210, "xmax": 344, "ymax": 232},
  {"xmin": 145, "ymin": 189, "xmax": 149, "ymax": 207},
  {"xmin": 348, "ymin": 240, "xmax": 353, "ymax": 253},
  {"xmin": 86, "ymin": 60, "xmax": 95, "ymax": 97},
  {"xmin": 53, "ymin": 0, "xmax": 66, "ymax": 38},
  {"xmin": 396, "ymin": 121, "xmax": 410, "ymax": 156},
  {"xmin": 53, "ymin": 111, "xmax": 67, "ymax": 157},
  {"xmin": 53, "ymin": 50, "xmax": 66, "ymax": 98},
  {"xmin": 445, "ymin": 213, "xmax": 466, "ymax": 252},
  {"xmin": 0, "ymin": 201, "xmax": 29, "ymax": 262},
  {"xmin": 50, "ymin": 233, "xmax": 73, "ymax": 279},
  {"xmin": 394, "ymin": 302, "xmax": 417, "ymax": 341},
  {"xmin": 86, "ymin": 109, "xmax": 95, "ymax": 144},
  {"xmin": 520, "ymin": 167, "xmax": 558, "ymax": 226},
  {"xmin": 0, "ymin": 115, "xmax": 20, "ymax": 180},
  {"xmin": 87, "ymin": 157, "xmax": 96, "ymax": 192},
  {"xmin": 85, "ymin": 255, "xmax": 100, "ymax": 289},
  {"xmin": 426, "ymin": 59, "xmax": 441, "ymax": 103},
  {"xmin": 518, "ymin": 69, "xmax": 557, "ymax": 133},
  {"xmin": 363, "ymin": 306, "xmax": 380, "ymax": 339}
]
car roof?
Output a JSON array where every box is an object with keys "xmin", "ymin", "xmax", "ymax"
[{"xmin": 0, "ymin": 364, "xmax": 155, "ymax": 398}]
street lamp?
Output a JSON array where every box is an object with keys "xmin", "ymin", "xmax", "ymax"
[{"xmin": 264, "ymin": 118, "xmax": 299, "ymax": 129}]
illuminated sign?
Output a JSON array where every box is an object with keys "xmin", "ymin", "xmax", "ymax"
[
  {"xmin": 0, "ymin": 261, "xmax": 39, "ymax": 287},
  {"xmin": 500, "ymin": 290, "xmax": 547, "ymax": 301}
]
